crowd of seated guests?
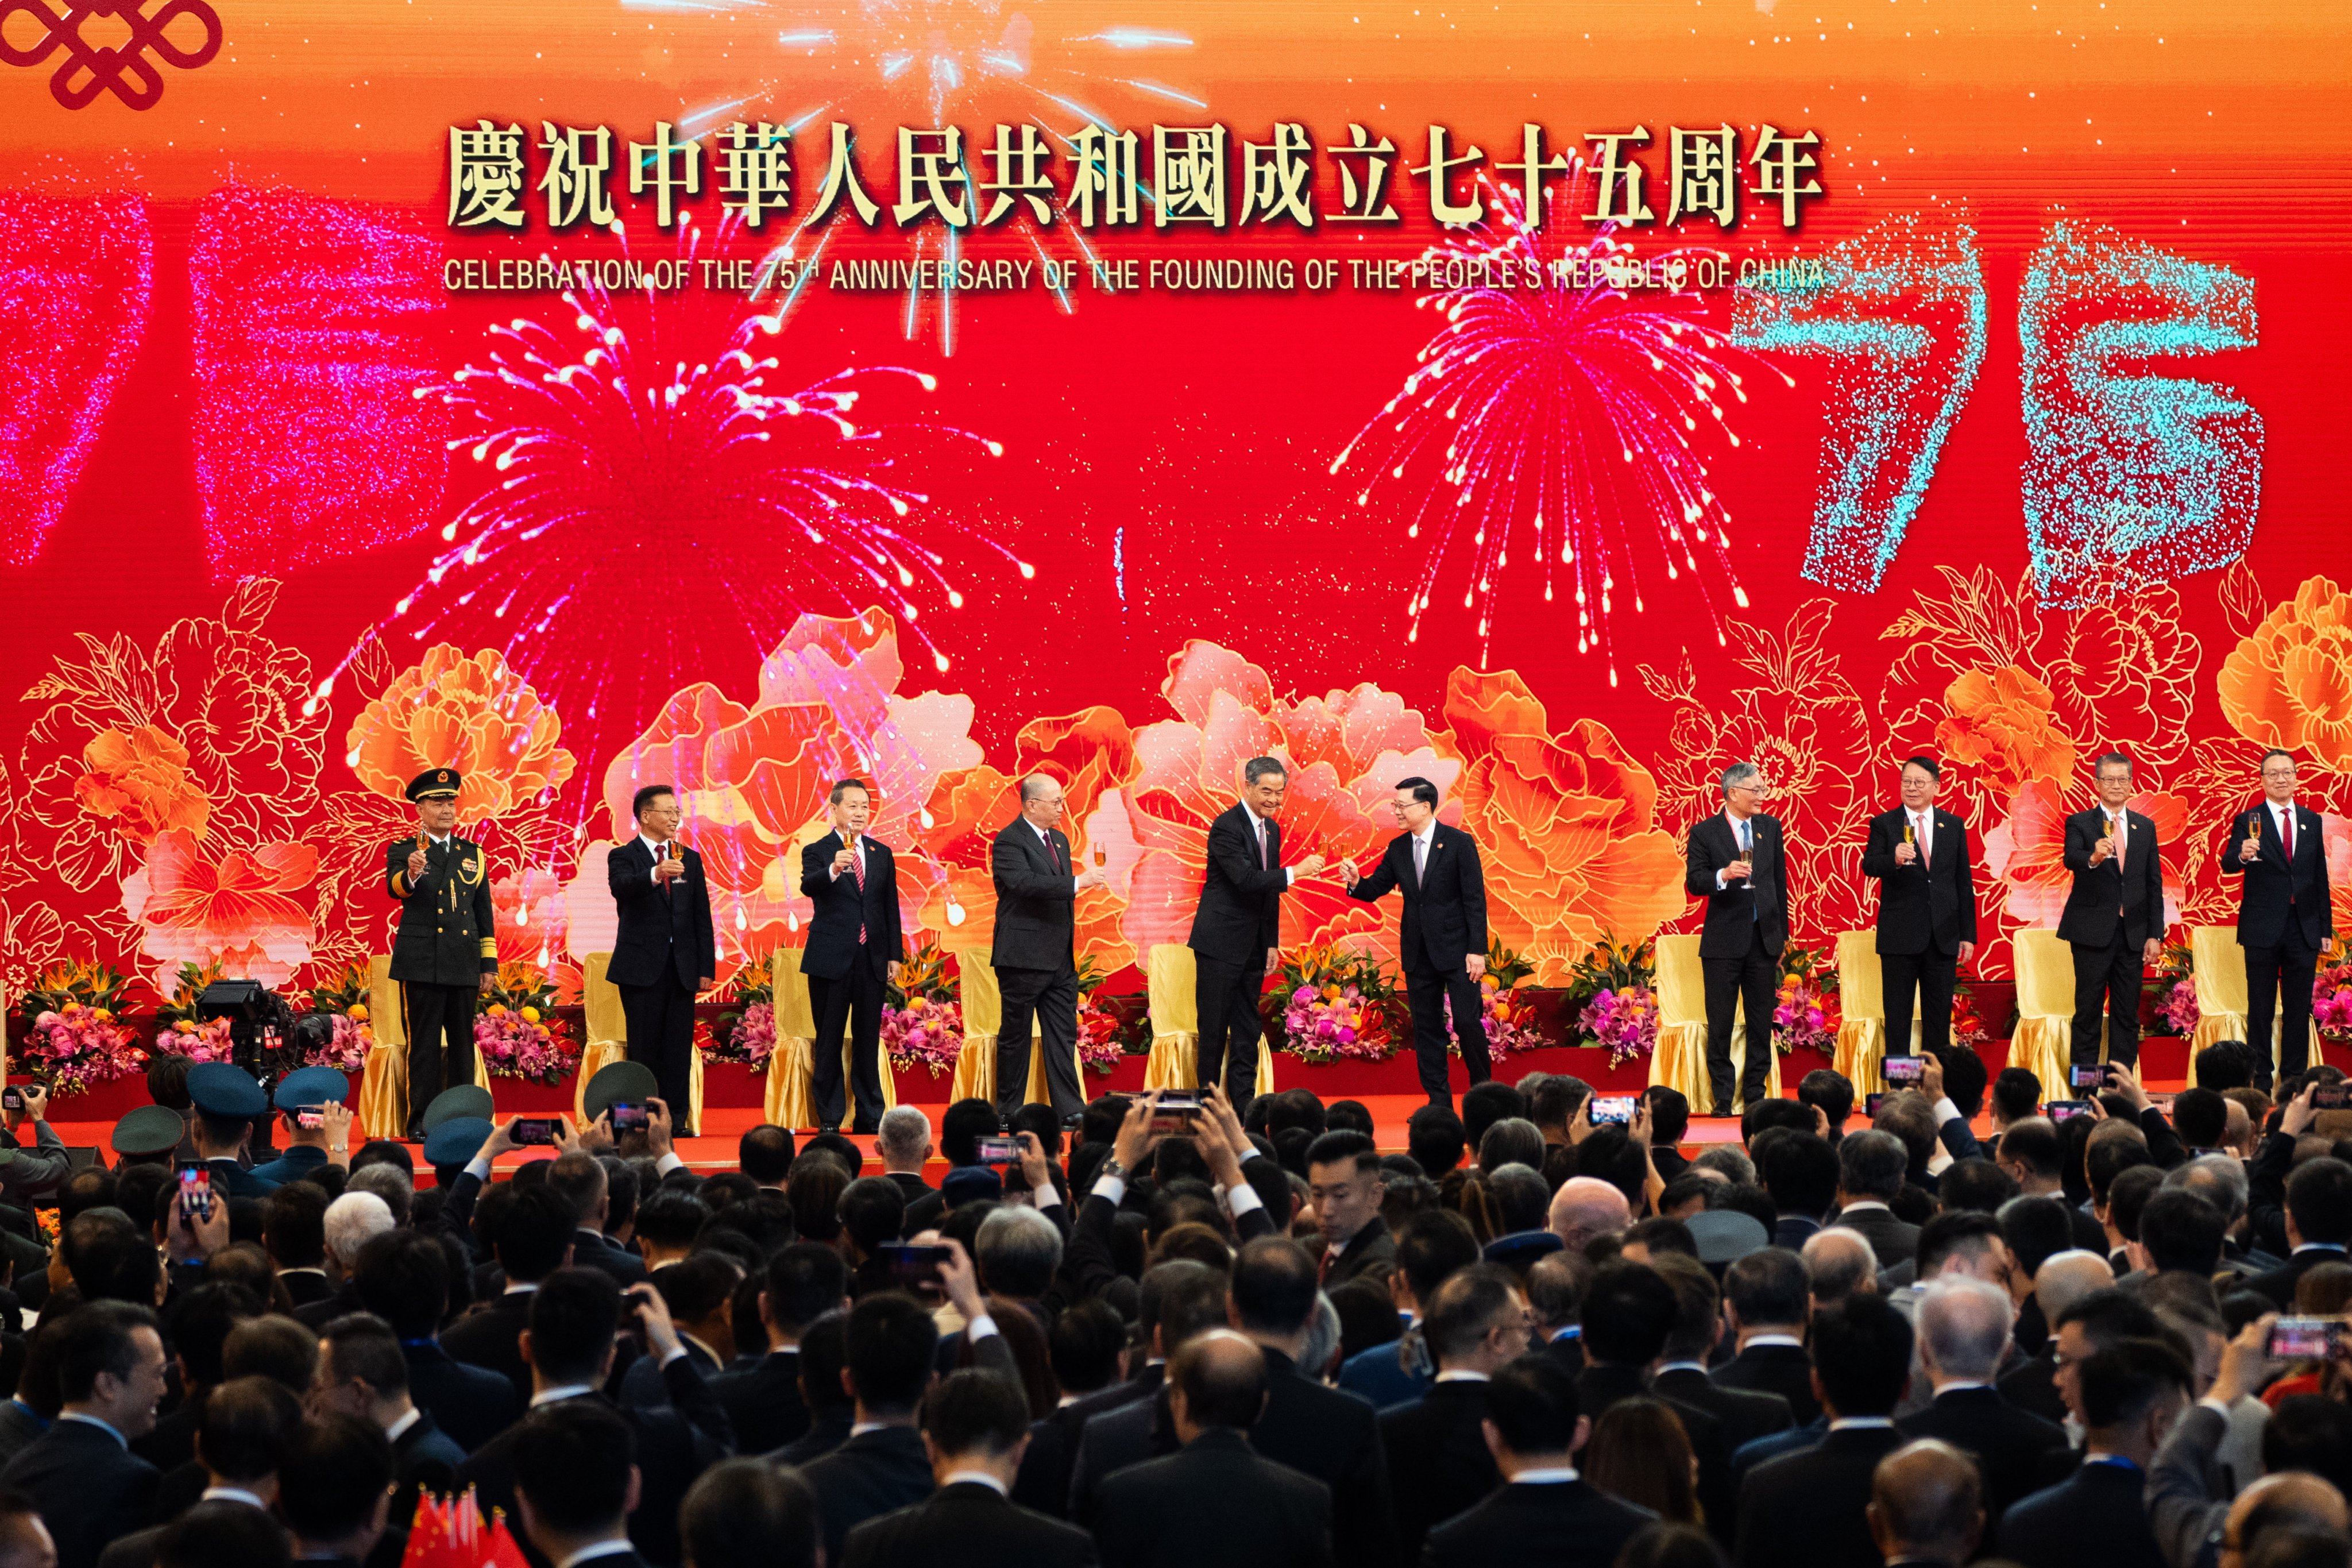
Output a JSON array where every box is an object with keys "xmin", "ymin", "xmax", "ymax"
[{"xmin": 0, "ymin": 1037, "xmax": 2340, "ymax": 1568}]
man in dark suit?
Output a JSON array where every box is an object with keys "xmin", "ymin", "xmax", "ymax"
[
  {"xmin": 1862, "ymin": 757, "xmax": 1979, "ymax": 1061},
  {"xmin": 1304, "ymin": 1131, "xmax": 1396, "ymax": 1287},
  {"xmin": 1341, "ymin": 776, "xmax": 1491, "ymax": 1107},
  {"xmin": 545, "ymin": 1149, "xmax": 647, "ymax": 1287},
  {"xmin": 2221, "ymin": 750, "xmax": 2333, "ymax": 1083},
  {"xmin": 1997, "ymin": 1338, "xmax": 2189, "ymax": 1568},
  {"xmin": 1423, "ymin": 1355, "xmax": 1655, "ymax": 1568},
  {"xmin": 800, "ymin": 778, "xmax": 906, "ymax": 1133},
  {"xmin": 453, "ymin": 1270, "xmax": 734, "ymax": 1568},
  {"xmin": 990, "ymin": 775, "xmax": 1106, "ymax": 1123},
  {"xmin": 1714, "ymin": 1248, "xmax": 1821, "ymax": 1424},
  {"xmin": 311, "ymin": 1314, "xmax": 468, "ymax": 1520},
  {"xmin": 842, "ymin": 1370, "xmax": 1095, "ymax": 1568},
  {"xmin": 0, "ymin": 1302, "xmax": 167, "ymax": 1568},
  {"xmin": 607, "ymin": 784, "xmax": 716, "ymax": 1135},
  {"xmin": 444, "ymin": 1181, "xmax": 577, "ymax": 1405},
  {"xmin": 1686, "ymin": 762, "xmax": 1789, "ymax": 1116},
  {"xmin": 1829, "ymin": 1131, "xmax": 1922, "ymax": 1270},
  {"xmin": 509, "ymin": 1400, "xmax": 652, "ymax": 1568},
  {"xmin": 1095, "ymin": 1333, "xmax": 1333, "ymax": 1568},
  {"xmin": 1227, "ymin": 1237, "xmax": 1398, "ymax": 1568},
  {"xmin": 353, "ymin": 1229, "xmax": 520, "ymax": 1453},
  {"xmin": 2243, "ymin": 1146, "xmax": 2352, "ymax": 1309},
  {"xmin": 1378, "ymin": 1265, "xmax": 1529, "ymax": 1563},
  {"xmin": 709, "ymin": 1243, "xmax": 847, "ymax": 1455},
  {"xmin": 2058, "ymin": 752, "xmax": 2166, "ymax": 1070},
  {"xmin": 1187, "ymin": 756, "xmax": 1327, "ymax": 1098},
  {"xmin": 1575, "ymin": 1260, "xmax": 1734, "ymax": 1542},
  {"xmin": 385, "ymin": 766, "xmax": 498, "ymax": 1137},
  {"xmin": 1735, "ymin": 1295, "xmax": 1914, "ymax": 1568},
  {"xmin": 1895, "ymin": 1276, "xmax": 2065, "ymax": 1520},
  {"xmin": 1651, "ymin": 1253, "xmax": 1795, "ymax": 1454}
]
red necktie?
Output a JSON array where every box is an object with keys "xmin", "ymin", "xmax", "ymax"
[{"xmin": 849, "ymin": 835, "xmax": 867, "ymax": 945}]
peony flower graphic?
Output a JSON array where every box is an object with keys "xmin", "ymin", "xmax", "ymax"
[
  {"xmin": 2218, "ymin": 576, "xmax": 2352, "ymax": 773},
  {"xmin": 345, "ymin": 644, "xmax": 577, "ymax": 821},
  {"xmin": 122, "ymin": 828, "xmax": 319, "ymax": 990}
]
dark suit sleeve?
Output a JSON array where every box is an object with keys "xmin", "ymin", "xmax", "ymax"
[
  {"xmin": 994, "ymin": 829, "xmax": 1077, "ymax": 901},
  {"xmin": 1206, "ymin": 810, "xmax": 1291, "ymax": 901},
  {"xmin": 1860, "ymin": 814, "xmax": 1897, "ymax": 880},
  {"xmin": 1936, "ymin": 1114, "xmax": 1982, "ymax": 1164},
  {"xmin": 1347, "ymin": 847, "xmax": 1400, "ymax": 905},
  {"xmin": 1957, "ymin": 820, "xmax": 1979, "ymax": 944},
  {"xmin": 2220, "ymin": 810, "xmax": 2257, "ymax": 875},
  {"xmin": 609, "ymin": 841, "xmax": 655, "ymax": 907},
  {"xmin": 1686, "ymin": 820, "xmax": 1727, "ymax": 898},
  {"xmin": 2139, "ymin": 1104, "xmax": 2188, "ymax": 1170},
  {"xmin": 1056, "ymin": 1192, "xmax": 1123, "ymax": 1304},
  {"xmin": 2148, "ymin": 1403, "xmax": 2227, "ymax": 1568},
  {"xmin": 428, "ymin": 1168, "xmax": 486, "ymax": 1251},
  {"xmin": 1458, "ymin": 833, "xmax": 1488, "ymax": 953},
  {"xmin": 388, "ymin": 837, "xmax": 430, "ymax": 901},
  {"xmin": 661, "ymin": 1349, "xmax": 737, "ymax": 1455},
  {"xmin": 2247, "ymin": 1129, "xmax": 2294, "ymax": 1257},
  {"xmin": 2061, "ymin": 811, "xmax": 2098, "ymax": 874},
  {"xmin": 799, "ymin": 837, "xmax": 836, "ymax": 901},
  {"xmin": 1233, "ymin": 1200, "xmax": 1277, "ymax": 1243}
]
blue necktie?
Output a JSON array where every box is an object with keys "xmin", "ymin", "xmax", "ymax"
[{"xmin": 1739, "ymin": 820, "xmax": 1756, "ymax": 920}]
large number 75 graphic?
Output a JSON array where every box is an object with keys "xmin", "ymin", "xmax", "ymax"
[{"xmin": 1731, "ymin": 213, "xmax": 2263, "ymax": 608}]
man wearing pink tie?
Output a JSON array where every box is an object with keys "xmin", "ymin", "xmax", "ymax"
[
  {"xmin": 1186, "ymin": 756, "xmax": 1327, "ymax": 1098},
  {"xmin": 2058, "ymin": 751, "xmax": 2166, "ymax": 1069},
  {"xmin": 798, "ymin": 778, "xmax": 905, "ymax": 1133}
]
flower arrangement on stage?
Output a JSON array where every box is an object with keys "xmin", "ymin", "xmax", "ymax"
[
  {"xmin": 2315, "ymin": 957, "xmax": 2352, "ymax": 1042},
  {"xmin": 2144, "ymin": 942, "xmax": 2199, "ymax": 1036},
  {"xmin": 1073, "ymin": 956, "xmax": 1130, "ymax": 1075},
  {"xmin": 708, "ymin": 950, "xmax": 778, "ymax": 1071},
  {"xmin": 1770, "ymin": 943, "xmax": 1841, "ymax": 1056},
  {"xmin": 299, "ymin": 963, "xmax": 376, "ymax": 1071},
  {"xmin": 1268, "ymin": 944, "xmax": 1406, "ymax": 1065},
  {"xmin": 883, "ymin": 939, "xmax": 963, "ymax": 1075},
  {"xmin": 1563, "ymin": 934, "xmax": 1658, "ymax": 1066},
  {"xmin": 18, "ymin": 962, "xmax": 145, "ymax": 1094},
  {"xmin": 1451, "ymin": 941, "xmax": 1546, "ymax": 1058},
  {"xmin": 475, "ymin": 962, "xmax": 577, "ymax": 1084},
  {"xmin": 1949, "ymin": 982, "xmax": 1991, "ymax": 1049}
]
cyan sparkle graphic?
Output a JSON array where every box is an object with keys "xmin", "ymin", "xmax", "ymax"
[
  {"xmin": 2019, "ymin": 221, "xmax": 2262, "ymax": 609},
  {"xmin": 1731, "ymin": 210, "xmax": 1986, "ymax": 595}
]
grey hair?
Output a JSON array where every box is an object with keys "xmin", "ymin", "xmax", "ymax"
[
  {"xmin": 1916, "ymin": 1276, "xmax": 2014, "ymax": 1381},
  {"xmin": 1242, "ymin": 756, "xmax": 1287, "ymax": 787},
  {"xmin": 2165, "ymin": 1153, "xmax": 2249, "ymax": 1222},
  {"xmin": 347, "ymin": 1164, "xmax": 414, "ymax": 1227},
  {"xmin": 1017, "ymin": 773, "xmax": 1060, "ymax": 803},
  {"xmin": 975, "ymin": 1203, "xmax": 1064, "ymax": 1284},
  {"xmin": 1691, "ymin": 1145, "xmax": 1756, "ymax": 1186},
  {"xmin": 1720, "ymin": 762, "xmax": 1760, "ymax": 795},
  {"xmin": 322, "ymin": 1191, "xmax": 394, "ymax": 1269},
  {"xmin": 1299, "ymin": 1292, "xmax": 1343, "ymax": 1381},
  {"xmin": 876, "ymin": 1106, "xmax": 932, "ymax": 1165}
]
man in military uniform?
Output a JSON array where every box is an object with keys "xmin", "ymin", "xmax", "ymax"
[{"xmin": 387, "ymin": 767, "xmax": 497, "ymax": 1138}]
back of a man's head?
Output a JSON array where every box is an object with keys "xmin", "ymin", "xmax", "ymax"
[
  {"xmin": 352, "ymin": 1230, "xmax": 449, "ymax": 1338},
  {"xmin": 1839, "ymin": 1130, "xmax": 1908, "ymax": 1201},
  {"xmin": 544, "ymin": 1152, "xmax": 607, "ymax": 1226},
  {"xmin": 1396, "ymin": 1208, "xmax": 1481, "ymax": 1306},
  {"xmin": 1991, "ymin": 1067, "xmax": 2042, "ymax": 1123},
  {"xmin": 223, "ymin": 1316, "xmax": 319, "ymax": 1396},
  {"xmin": 513, "ymin": 1401, "xmax": 635, "ymax": 1544},
  {"xmin": 1462, "ymin": 1082, "xmax": 1528, "ymax": 1152},
  {"xmin": 64, "ymin": 1210, "xmax": 160, "ymax": 1305},
  {"xmin": 1229, "ymin": 1237, "xmax": 1319, "ymax": 1339},
  {"xmin": 939, "ymin": 1100, "xmax": 1001, "ymax": 1168},
  {"xmin": 57, "ymin": 1300, "xmax": 160, "ymax": 1405},
  {"xmin": 2033, "ymin": 1251, "xmax": 2118, "ymax": 1323},
  {"xmin": 1940, "ymin": 1160, "xmax": 2019, "ymax": 1217},
  {"xmin": 2076, "ymin": 1337, "xmax": 2191, "ymax": 1438},
  {"xmin": 2195, "ymin": 1041, "xmax": 2257, "ymax": 1091},
  {"xmin": 1798, "ymin": 1069, "xmax": 1857, "ymax": 1130},
  {"xmin": 837, "ymin": 1177, "xmax": 906, "ymax": 1254},
  {"xmin": 1813, "ymin": 1295, "xmax": 1916, "ymax": 1418},
  {"xmin": 2230, "ymin": 1474, "xmax": 2352, "ymax": 1568},
  {"xmin": 1524, "ymin": 1252, "xmax": 1593, "ymax": 1334},
  {"xmin": 1581, "ymin": 1260, "xmax": 1675, "ymax": 1368},
  {"xmin": 194, "ymin": 1375, "xmax": 301, "ymax": 1485},
  {"xmin": 318, "ymin": 1314, "xmax": 410, "ymax": 1401},
  {"xmin": 1870, "ymin": 1439, "xmax": 1984, "ymax": 1566},
  {"xmin": 261, "ymin": 1184, "xmax": 329, "ymax": 1272},
  {"xmin": 345, "ymin": 1164, "xmax": 412, "ymax": 1228},
  {"xmin": 2263, "ymin": 1396, "xmax": 2352, "ymax": 1497},
  {"xmin": 1651, "ymin": 1252, "xmax": 1725, "ymax": 1364},
  {"xmin": 1405, "ymin": 1106, "xmax": 1467, "ymax": 1177},
  {"xmin": 1422, "ymin": 1264, "xmax": 1523, "ymax": 1370},
  {"xmin": 739, "ymin": 1124, "xmax": 795, "ymax": 1185},
  {"xmin": 526, "ymin": 1269, "xmax": 622, "ymax": 1387},
  {"xmin": 1916, "ymin": 1211, "xmax": 2006, "ymax": 1279},
  {"xmin": 1763, "ymin": 1133, "xmax": 1841, "ymax": 1220},
  {"xmin": 1484, "ymin": 1353, "xmax": 1582, "ymax": 1457},
  {"xmin": 921, "ymin": 1367, "xmax": 1028, "ymax": 1461},
  {"xmin": 1801, "ymin": 1227, "xmax": 1878, "ymax": 1305},
  {"xmin": 679, "ymin": 1459, "xmax": 819, "ymax": 1568},
  {"xmin": 974, "ymin": 1204, "xmax": 1061, "ymax": 1298},
  {"xmin": 1169, "ymin": 1330, "xmax": 1267, "ymax": 1434},
  {"xmin": 1139, "ymin": 1260, "xmax": 1236, "ymax": 1358},
  {"xmin": 764, "ymin": 1243, "xmax": 849, "ymax": 1337},
  {"xmin": 1548, "ymin": 1176, "xmax": 1633, "ymax": 1248},
  {"xmin": 875, "ymin": 1107, "xmax": 932, "ymax": 1172},
  {"xmin": 276, "ymin": 1413, "xmax": 395, "ymax": 1547},
  {"xmin": 322, "ymin": 1191, "xmax": 394, "ymax": 1271},
  {"xmin": 1725, "ymin": 1247, "xmax": 1810, "ymax": 1330},
  {"xmin": 2287, "ymin": 1159, "xmax": 2352, "ymax": 1247},
  {"xmin": 845, "ymin": 1292, "xmax": 940, "ymax": 1418},
  {"xmin": 493, "ymin": 1184, "xmax": 580, "ymax": 1286},
  {"xmin": 2139, "ymin": 1188, "xmax": 2229, "ymax": 1275},
  {"xmin": 1915, "ymin": 1277, "xmax": 2013, "ymax": 1384}
]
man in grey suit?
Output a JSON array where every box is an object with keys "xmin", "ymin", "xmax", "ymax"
[{"xmin": 990, "ymin": 775, "xmax": 1107, "ymax": 1125}]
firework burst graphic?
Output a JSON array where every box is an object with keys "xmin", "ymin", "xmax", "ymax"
[
  {"xmin": 307, "ymin": 218, "xmax": 1021, "ymax": 775},
  {"xmin": 637, "ymin": 0, "xmax": 1201, "ymax": 350},
  {"xmin": 1333, "ymin": 175, "xmax": 1783, "ymax": 684}
]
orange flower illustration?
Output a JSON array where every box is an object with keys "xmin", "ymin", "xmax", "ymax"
[
  {"xmin": 566, "ymin": 610, "xmax": 979, "ymax": 966},
  {"xmin": 2218, "ymin": 576, "xmax": 2352, "ymax": 772},
  {"xmin": 72, "ymin": 725, "xmax": 210, "ymax": 844},
  {"xmin": 1444, "ymin": 669, "xmax": 1685, "ymax": 983},
  {"xmin": 1983, "ymin": 779, "xmax": 2185, "ymax": 931},
  {"xmin": 2046, "ymin": 586, "xmax": 2200, "ymax": 770},
  {"xmin": 1121, "ymin": 642, "xmax": 1458, "ymax": 961},
  {"xmin": 346, "ymin": 645, "xmax": 577, "ymax": 820},
  {"xmin": 122, "ymin": 828, "xmax": 319, "ymax": 988},
  {"xmin": 1935, "ymin": 666, "xmax": 2078, "ymax": 797}
]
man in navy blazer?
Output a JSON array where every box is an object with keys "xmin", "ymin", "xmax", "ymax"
[
  {"xmin": 607, "ymin": 784, "xmax": 716, "ymax": 1136},
  {"xmin": 2057, "ymin": 752, "xmax": 2166, "ymax": 1070},
  {"xmin": 1185, "ymin": 756, "xmax": 1327, "ymax": 1098},
  {"xmin": 990, "ymin": 775, "xmax": 1107, "ymax": 1123},
  {"xmin": 1861, "ymin": 756, "xmax": 1979, "ymax": 1061},
  {"xmin": 800, "ymin": 778, "xmax": 906, "ymax": 1133},
  {"xmin": 2220, "ymin": 748, "xmax": 2333, "ymax": 1083},
  {"xmin": 1687, "ymin": 762, "xmax": 1789, "ymax": 1116},
  {"xmin": 1341, "ymin": 777, "xmax": 1490, "ymax": 1107}
]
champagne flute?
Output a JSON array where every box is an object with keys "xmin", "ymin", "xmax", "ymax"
[{"xmin": 1091, "ymin": 844, "xmax": 1108, "ymax": 875}]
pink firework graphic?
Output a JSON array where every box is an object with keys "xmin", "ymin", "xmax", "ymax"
[
  {"xmin": 314, "ymin": 220, "xmax": 1019, "ymax": 770},
  {"xmin": 1333, "ymin": 176, "xmax": 1775, "ymax": 684}
]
